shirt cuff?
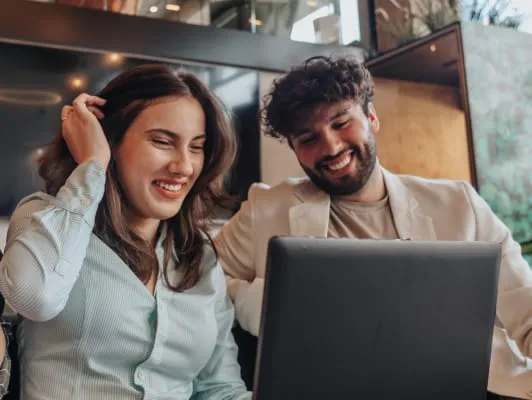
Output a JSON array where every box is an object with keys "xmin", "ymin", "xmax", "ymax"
[{"xmin": 55, "ymin": 160, "xmax": 106, "ymax": 222}]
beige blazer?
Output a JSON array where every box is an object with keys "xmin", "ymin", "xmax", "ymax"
[{"xmin": 214, "ymin": 168, "xmax": 532, "ymax": 398}]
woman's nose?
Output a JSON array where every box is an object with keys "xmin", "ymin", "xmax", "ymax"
[{"xmin": 168, "ymin": 151, "xmax": 193, "ymax": 177}]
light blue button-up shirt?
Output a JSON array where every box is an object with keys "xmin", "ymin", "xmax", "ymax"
[{"xmin": 0, "ymin": 161, "xmax": 251, "ymax": 400}]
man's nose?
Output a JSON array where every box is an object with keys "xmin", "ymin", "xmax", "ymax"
[{"xmin": 320, "ymin": 129, "xmax": 343, "ymax": 156}]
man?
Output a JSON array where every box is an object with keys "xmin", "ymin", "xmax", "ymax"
[{"xmin": 214, "ymin": 56, "xmax": 532, "ymax": 399}]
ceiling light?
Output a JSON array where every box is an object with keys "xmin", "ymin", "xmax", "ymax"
[
  {"xmin": 165, "ymin": 4, "xmax": 181, "ymax": 12},
  {"xmin": 430, "ymin": 44, "xmax": 437, "ymax": 52},
  {"xmin": 307, "ymin": 0, "xmax": 318, "ymax": 6},
  {"xmin": 66, "ymin": 74, "xmax": 88, "ymax": 91},
  {"xmin": 149, "ymin": 6, "xmax": 159, "ymax": 13},
  {"xmin": 0, "ymin": 89, "xmax": 62, "ymax": 106},
  {"xmin": 70, "ymin": 78, "xmax": 84, "ymax": 88},
  {"xmin": 104, "ymin": 52, "xmax": 125, "ymax": 66}
]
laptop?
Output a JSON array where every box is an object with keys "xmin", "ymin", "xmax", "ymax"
[{"xmin": 253, "ymin": 237, "xmax": 501, "ymax": 400}]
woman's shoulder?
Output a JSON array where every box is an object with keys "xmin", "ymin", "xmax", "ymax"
[
  {"xmin": 19, "ymin": 191, "xmax": 54, "ymax": 204},
  {"xmin": 10, "ymin": 191, "xmax": 56, "ymax": 221}
]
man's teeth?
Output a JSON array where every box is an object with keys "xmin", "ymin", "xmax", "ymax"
[
  {"xmin": 327, "ymin": 154, "xmax": 351, "ymax": 171},
  {"xmin": 155, "ymin": 181, "xmax": 182, "ymax": 192}
]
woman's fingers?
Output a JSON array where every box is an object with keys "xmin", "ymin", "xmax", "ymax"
[
  {"xmin": 59, "ymin": 93, "xmax": 111, "ymax": 169},
  {"xmin": 72, "ymin": 93, "xmax": 107, "ymax": 120},
  {"xmin": 73, "ymin": 93, "xmax": 106, "ymax": 107},
  {"xmin": 88, "ymin": 106, "xmax": 105, "ymax": 120},
  {"xmin": 60, "ymin": 105, "xmax": 74, "ymax": 122}
]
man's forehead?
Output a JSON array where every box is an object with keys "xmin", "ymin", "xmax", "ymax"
[
  {"xmin": 314, "ymin": 99, "xmax": 353, "ymax": 118},
  {"xmin": 289, "ymin": 100, "xmax": 353, "ymax": 139},
  {"xmin": 289, "ymin": 99, "xmax": 364, "ymax": 139},
  {"xmin": 304, "ymin": 99, "xmax": 359, "ymax": 126}
]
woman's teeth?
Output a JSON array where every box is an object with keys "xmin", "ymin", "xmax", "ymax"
[
  {"xmin": 155, "ymin": 181, "xmax": 182, "ymax": 192},
  {"xmin": 327, "ymin": 154, "xmax": 352, "ymax": 171}
]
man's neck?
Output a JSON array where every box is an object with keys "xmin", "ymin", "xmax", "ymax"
[{"xmin": 337, "ymin": 163, "xmax": 386, "ymax": 203}]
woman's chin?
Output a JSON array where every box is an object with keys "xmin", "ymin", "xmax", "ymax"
[{"xmin": 149, "ymin": 204, "xmax": 183, "ymax": 221}]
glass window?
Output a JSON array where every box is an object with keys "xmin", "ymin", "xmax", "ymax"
[
  {"xmin": 509, "ymin": 0, "xmax": 532, "ymax": 33},
  {"xmin": 28, "ymin": 0, "xmax": 363, "ymax": 46},
  {"xmin": 460, "ymin": 0, "xmax": 532, "ymax": 32}
]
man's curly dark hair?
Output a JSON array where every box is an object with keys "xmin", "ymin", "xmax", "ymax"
[{"xmin": 262, "ymin": 56, "xmax": 375, "ymax": 141}]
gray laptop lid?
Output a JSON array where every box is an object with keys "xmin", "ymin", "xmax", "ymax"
[{"xmin": 253, "ymin": 237, "xmax": 501, "ymax": 400}]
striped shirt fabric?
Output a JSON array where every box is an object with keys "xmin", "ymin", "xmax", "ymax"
[
  {"xmin": 0, "ymin": 327, "xmax": 10, "ymax": 398},
  {"xmin": 0, "ymin": 161, "xmax": 251, "ymax": 400}
]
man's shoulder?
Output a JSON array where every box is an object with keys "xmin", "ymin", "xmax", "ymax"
[
  {"xmin": 397, "ymin": 173, "xmax": 469, "ymax": 190},
  {"xmin": 248, "ymin": 176, "xmax": 311, "ymax": 200},
  {"xmin": 392, "ymin": 172, "xmax": 474, "ymax": 205}
]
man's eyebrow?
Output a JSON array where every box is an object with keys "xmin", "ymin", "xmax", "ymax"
[
  {"xmin": 328, "ymin": 107, "xmax": 350, "ymax": 121},
  {"xmin": 292, "ymin": 106, "xmax": 351, "ymax": 138},
  {"xmin": 293, "ymin": 128, "xmax": 313, "ymax": 138}
]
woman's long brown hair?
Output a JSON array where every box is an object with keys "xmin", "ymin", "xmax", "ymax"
[{"xmin": 38, "ymin": 64, "xmax": 236, "ymax": 291}]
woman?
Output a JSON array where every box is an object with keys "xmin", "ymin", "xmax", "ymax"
[
  {"xmin": 0, "ymin": 318, "xmax": 10, "ymax": 398},
  {"xmin": 0, "ymin": 64, "xmax": 251, "ymax": 399},
  {"xmin": 0, "ymin": 251, "xmax": 11, "ymax": 399}
]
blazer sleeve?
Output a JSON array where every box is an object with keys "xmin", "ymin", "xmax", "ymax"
[
  {"xmin": 463, "ymin": 182, "xmax": 532, "ymax": 356},
  {"xmin": 214, "ymin": 183, "xmax": 267, "ymax": 336}
]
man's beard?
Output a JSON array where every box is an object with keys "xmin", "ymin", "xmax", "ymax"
[{"xmin": 300, "ymin": 139, "xmax": 377, "ymax": 197}]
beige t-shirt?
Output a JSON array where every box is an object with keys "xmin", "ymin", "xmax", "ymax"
[{"xmin": 327, "ymin": 195, "xmax": 399, "ymax": 240}]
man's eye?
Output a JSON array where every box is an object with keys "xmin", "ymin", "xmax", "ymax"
[
  {"xmin": 332, "ymin": 121, "xmax": 348, "ymax": 130},
  {"xmin": 300, "ymin": 136, "xmax": 316, "ymax": 145}
]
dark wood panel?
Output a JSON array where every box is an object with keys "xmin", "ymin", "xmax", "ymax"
[
  {"xmin": 366, "ymin": 24, "xmax": 461, "ymax": 87},
  {"xmin": 0, "ymin": 0, "xmax": 365, "ymax": 72},
  {"xmin": 365, "ymin": 23, "xmax": 478, "ymax": 188}
]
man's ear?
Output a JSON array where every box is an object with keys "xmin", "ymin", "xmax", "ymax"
[{"xmin": 368, "ymin": 103, "xmax": 380, "ymax": 133}]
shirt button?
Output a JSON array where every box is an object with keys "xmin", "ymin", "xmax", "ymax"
[
  {"xmin": 80, "ymin": 198, "xmax": 91, "ymax": 206},
  {"xmin": 136, "ymin": 370, "xmax": 145, "ymax": 381}
]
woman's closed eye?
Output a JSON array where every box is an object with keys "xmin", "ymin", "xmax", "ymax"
[
  {"xmin": 151, "ymin": 138, "xmax": 173, "ymax": 146},
  {"xmin": 190, "ymin": 143, "xmax": 205, "ymax": 153}
]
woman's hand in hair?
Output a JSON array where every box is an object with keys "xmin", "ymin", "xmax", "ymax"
[{"xmin": 61, "ymin": 93, "xmax": 111, "ymax": 170}]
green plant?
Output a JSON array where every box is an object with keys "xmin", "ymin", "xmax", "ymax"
[
  {"xmin": 523, "ymin": 239, "xmax": 532, "ymax": 256},
  {"xmin": 413, "ymin": 0, "xmax": 459, "ymax": 31},
  {"xmin": 461, "ymin": 0, "xmax": 523, "ymax": 28},
  {"xmin": 375, "ymin": 0, "xmax": 459, "ymax": 46},
  {"xmin": 375, "ymin": 1, "xmax": 419, "ymax": 45}
]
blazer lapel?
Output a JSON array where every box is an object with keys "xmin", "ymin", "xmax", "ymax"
[
  {"xmin": 383, "ymin": 169, "xmax": 436, "ymax": 241},
  {"xmin": 286, "ymin": 170, "xmax": 437, "ymax": 241},
  {"xmin": 288, "ymin": 181, "xmax": 330, "ymax": 238}
]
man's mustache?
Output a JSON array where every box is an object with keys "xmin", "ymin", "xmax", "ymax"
[{"xmin": 316, "ymin": 146, "xmax": 360, "ymax": 169}]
